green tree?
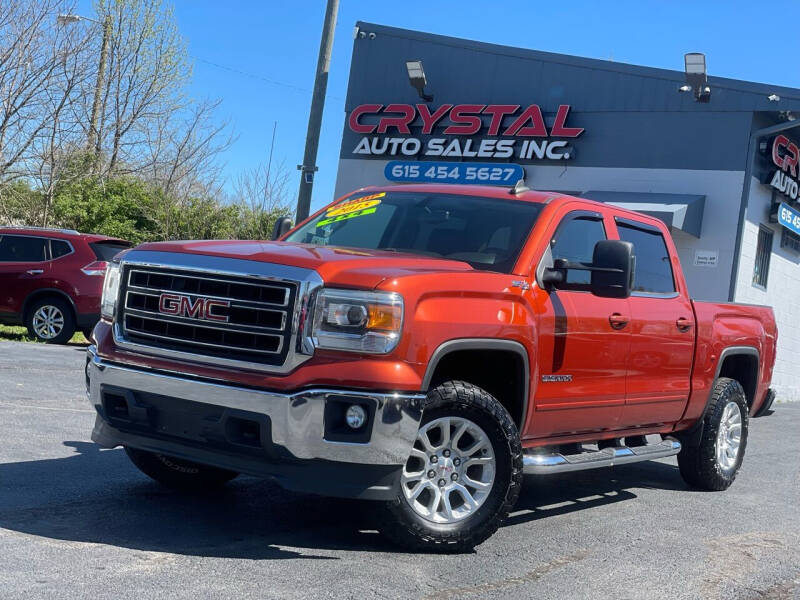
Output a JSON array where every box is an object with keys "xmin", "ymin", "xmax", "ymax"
[
  {"xmin": 0, "ymin": 181, "xmax": 44, "ymax": 225},
  {"xmin": 51, "ymin": 176, "xmax": 158, "ymax": 243}
]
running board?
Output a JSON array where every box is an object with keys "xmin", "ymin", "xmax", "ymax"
[{"xmin": 523, "ymin": 438, "xmax": 682, "ymax": 475}]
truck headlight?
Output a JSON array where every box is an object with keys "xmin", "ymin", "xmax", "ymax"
[
  {"xmin": 100, "ymin": 262, "xmax": 121, "ymax": 320},
  {"xmin": 311, "ymin": 288, "xmax": 403, "ymax": 353}
]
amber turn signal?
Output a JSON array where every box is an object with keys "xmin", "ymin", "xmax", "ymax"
[{"xmin": 367, "ymin": 304, "xmax": 402, "ymax": 330}]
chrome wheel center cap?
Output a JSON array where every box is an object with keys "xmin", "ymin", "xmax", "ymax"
[{"xmin": 438, "ymin": 456, "xmax": 455, "ymax": 476}]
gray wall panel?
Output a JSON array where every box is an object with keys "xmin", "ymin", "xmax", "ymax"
[{"xmin": 341, "ymin": 23, "xmax": 799, "ymax": 172}]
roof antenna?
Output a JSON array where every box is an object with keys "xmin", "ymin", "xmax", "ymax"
[{"xmin": 509, "ymin": 179, "xmax": 530, "ymax": 195}]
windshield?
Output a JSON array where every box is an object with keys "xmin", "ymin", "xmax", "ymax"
[{"xmin": 285, "ymin": 191, "xmax": 543, "ymax": 273}]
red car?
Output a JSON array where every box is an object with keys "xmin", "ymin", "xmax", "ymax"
[{"xmin": 0, "ymin": 227, "xmax": 131, "ymax": 343}]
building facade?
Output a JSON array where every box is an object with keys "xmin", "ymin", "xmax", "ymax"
[{"xmin": 334, "ymin": 22, "xmax": 800, "ymax": 401}]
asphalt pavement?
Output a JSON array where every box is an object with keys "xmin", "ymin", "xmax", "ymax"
[{"xmin": 0, "ymin": 341, "xmax": 798, "ymax": 599}]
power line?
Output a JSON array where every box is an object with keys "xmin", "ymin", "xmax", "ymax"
[{"xmin": 192, "ymin": 55, "xmax": 343, "ymax": 101}]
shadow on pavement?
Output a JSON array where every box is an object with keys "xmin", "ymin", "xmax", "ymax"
[
  {"xmin": 0, "ymin": 441, "xmax": 688, "ymax": 557},
  {"xmin": 507, "ymin": 460, "xmax": 689, "ymax": 528}
]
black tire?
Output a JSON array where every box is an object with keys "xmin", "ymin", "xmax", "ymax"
[
  {"xmin": 25, "ymin": 297, "xmax": 76, "ymax": 344},
  {"xmin": 677, "ymin": 377, "xmax": 749, "ymax": 491},
  {"xmin": 125, "ymin": 447, "xmax": 238, "ymax": 490},
  {"xmin": 379, "ymin": 381, "xmax": 523, "ymax": 553}
]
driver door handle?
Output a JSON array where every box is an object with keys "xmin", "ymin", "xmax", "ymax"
[
  {"xmin": 26, "ymin": 269, "xmax": 44, "ymax": 275},
  {"xmin": 609, "ymin": 313, "xmax": 629, "ymax": 330},
  {"xmin": 676, "ymin": 317, "xmax": 693, "ymax": 332}
]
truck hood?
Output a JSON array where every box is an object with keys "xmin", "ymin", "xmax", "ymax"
[{"xmin": 134, "ymin": 240, "xmax": 474, "ymax": 288}]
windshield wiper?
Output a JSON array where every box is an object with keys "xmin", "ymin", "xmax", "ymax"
[{"xmin": 380, "ymin": 248, "xmax": 443, "ymax": 257}]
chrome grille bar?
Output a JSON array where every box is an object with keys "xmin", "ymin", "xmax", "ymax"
[
  {"xmin": 123, "ymin": 315, "xmax": 284, "ymax": 355},
  {"xmin": 112, "ymin": 250, "xmax": 323, "ymax": 374},
  {"xmin": 118, "ymin": 263, "xmax": 298, "ymax": 367},
  {"xmin": 124, "ymin": 291, "xmax": 288, "ymax": 332},
  {"xmin": 128, "ymin": 268, "xmax": 291, "ymax": 306}
]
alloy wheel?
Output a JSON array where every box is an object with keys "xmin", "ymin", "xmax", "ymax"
[
  {"xmin": 401, "ymin": 416, "xmax": 496, "ymax": 524},
  {"xmin": 32, "ymin": 305, "xmax": 65, "ymax": 340},
  {"xmin": 715, "ymin": 400, "xmax": 743, "ymax": 471}
]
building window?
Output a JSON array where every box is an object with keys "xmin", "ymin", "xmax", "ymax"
[
  {"xmin": 752, "ymin": 226, "xmax": 773, "ymax": 289},
  {"xmin": 780, "ymin": 227, "xmax": 800, "ymax": 254}
]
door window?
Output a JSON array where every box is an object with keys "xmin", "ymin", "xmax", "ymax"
[
  {"xmin": 551, "ymin": 215, "xmax": 607, "ymax": 285},
  {"xmin": 0, "ymin": 235, "xmax": 48, "ymax": 262},
  {"xmin": 616, "ymin": 221, "xmax": 675, "ymax": 294}
]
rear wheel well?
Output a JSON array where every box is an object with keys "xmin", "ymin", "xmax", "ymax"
[
  {"xmin": 718, "ymin": 352, "xmax": 759, "ymax": 409},
  {"xmin": 23, "ymin": 290, "xmax": 76, "ymax": 322},
  {"xmin": 426, "ymin": 349, "xmax": 526, "ymax": 430}
]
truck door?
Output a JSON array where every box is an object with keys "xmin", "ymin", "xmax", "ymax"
[
  {"xmin": 614, "ymin": 217, "xmax": 694, "ymax": 428},
  {"xmin": 0, "ymin": 234, "xmax": 50, "ymax": 317},
  {"xmin": 531, "ymin": 211, "xmax": 630, "ymax": 438}
]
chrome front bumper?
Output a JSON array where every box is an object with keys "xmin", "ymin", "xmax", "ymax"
[{"xmin": 86, "ymin": 346, "xmax": 425, "ymax": 466}]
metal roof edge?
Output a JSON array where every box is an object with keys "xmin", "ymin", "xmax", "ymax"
[{"xmin": 354, "ymin": 21, "xmax": 800, "ymax": 102}]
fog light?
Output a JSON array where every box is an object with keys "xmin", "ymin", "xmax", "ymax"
[{"xmin": 345, "ymin": 404, "xmax": 367, "ymax": 429}]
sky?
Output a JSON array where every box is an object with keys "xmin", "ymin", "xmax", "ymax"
[{"xmin": 75, "ymin": 0, "xmax": 800, "ymax": 214}]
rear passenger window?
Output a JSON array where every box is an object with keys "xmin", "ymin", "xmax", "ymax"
[
  {"xmin": 89, "ymin": 241, "xmax": 132, "ymax": 261},
  {"xmin": 617, "ymin": 221, "xmax": 676, "ymax": 294},
  {"xmin": 551, "ymin": 216, "xmax": 606, "ymax": 285},
  {"xmin": 51, "ymin": 240, "xmax": 72, "ymax": 259},
  {"xmin": 0, "ymin": 235, "xmax": 48, "ymax": 262}
]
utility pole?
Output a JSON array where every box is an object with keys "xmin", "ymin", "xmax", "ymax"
[
  {"xmin": 88, "ymin": 14, "xmax": 112, "ymax": 158},
  {"xmin": 295, "ymin": 0, "xmax": 339, "ymax": 222}
]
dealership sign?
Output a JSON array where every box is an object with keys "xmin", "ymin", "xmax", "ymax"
[
  {"xmin": 778, "ymin": 202, "xmax": 800, "ymax": 235},
  {"xmin": 348, "ymin": 103, "xmax": 584, "ymax": 160},
  {"xmin": 768, "ymin": 135, "xmax": 800, "ymax": 201},
  {"xmin": 385, "ymin": 161, "xmax": 524, "ymax": 185}
]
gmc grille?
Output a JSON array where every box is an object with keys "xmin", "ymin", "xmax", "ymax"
[{"xmin": 119, "ymin": 267, "xmax": 297, "ymax": 366}]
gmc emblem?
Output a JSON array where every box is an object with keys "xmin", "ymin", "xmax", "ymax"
[{"xmin": 158, "ymin": 293, "xmax": 230, "ymax": 323}]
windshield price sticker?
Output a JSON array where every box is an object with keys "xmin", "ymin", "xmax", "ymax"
[
  {"xmin": 317, "ymin": 192, "xmax": 384, "ymax": 227},
  {"xmin": 385, "ymin": 161, "xmax": 524, "ymax": 186},
  {"xmin": 778, "ymin": 202, "xmax": 800, "ymax": 235}
]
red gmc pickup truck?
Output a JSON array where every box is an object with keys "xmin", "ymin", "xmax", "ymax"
[{"xmin": 86, "ymin": 183, "xmax": 777, "ymax": 552}]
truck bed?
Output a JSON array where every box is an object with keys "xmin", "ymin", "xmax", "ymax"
[{"xmin": 680, "ymin": 300, "xmax": 777, "ymax": 426}]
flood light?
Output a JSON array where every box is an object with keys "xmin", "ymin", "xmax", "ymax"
[
  {"xmin": 684, "ymin": 53, "xmax": 706, "ymax": 75},
  {"xmin": 683, "ymin": 53, "xmax": 711, "ymax": 103},
  {"xmin": 406, "ymin": 60, "xmax": 433, "ymax": 102}
]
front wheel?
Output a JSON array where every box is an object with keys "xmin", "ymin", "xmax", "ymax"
[
  {"xmin": 678, "ymin": 377, "xmax": 749, "ymax": 491},
  {"xmin": 379, "ymin": 381, "xmax": 523, "ymax": 553},
  {"xmin": 125, "ymin": 447, "xmax": 238, "ymax": 490}
]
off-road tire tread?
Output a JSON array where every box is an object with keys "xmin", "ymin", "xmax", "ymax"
[
  {"xmin": 125, "ymin": 447, "xmax": 238, "ymax": 490},
  {"xmin": 677, "ymin": 377, "xmax": 748, "ymax": 491},
  {"xmin": 380, "ymin": 380, "xmax": 523, "ymax": 553}
]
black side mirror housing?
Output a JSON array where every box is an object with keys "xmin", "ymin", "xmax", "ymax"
[
  {"xmin": 590, "ymin": 240, "xmax": 634, "ymax": 298},
  {"xmin": 271, "ymin": 216, "xmax": 293, "ymax": 241}
]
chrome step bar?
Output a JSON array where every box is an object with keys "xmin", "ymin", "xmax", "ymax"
[{"xmin": 523, "ymin": 438, "xmax": 682, "ymax": 475}]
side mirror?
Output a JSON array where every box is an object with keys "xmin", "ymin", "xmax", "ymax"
[
  {"xmin": 590, "ymin": 240, "xmax": 634, "ymax": 298},
  {"xmin": 271, "ymin": 216, "xmax": 293, "ymax": 241}
]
